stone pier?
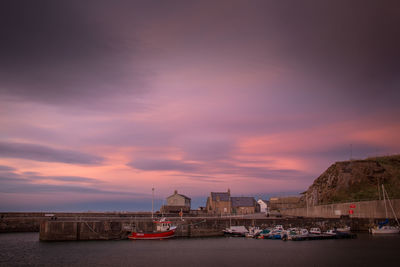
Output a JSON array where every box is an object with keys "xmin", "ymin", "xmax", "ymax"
[{"xmin": 38, "ymin": 216, "xmax": 386, "ymax": 241}]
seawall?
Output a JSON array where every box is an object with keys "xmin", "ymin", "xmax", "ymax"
[
  {"xmin": 0, "ymin": 212, "xmax": 156, "ymax": 233},
  {"xmin": 38, "ymin": 216, "xmax": 389, "ymax": 241},
  {"xmin": 281, "ymin": 199, "xmax": 400, "ymax": 218}
]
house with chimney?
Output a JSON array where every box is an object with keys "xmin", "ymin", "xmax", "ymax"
[
  {"xmin": 231, "ymin": 197, "xmax": 258, "ymax": 214},
  {"xmin": 206, "ymin": 189, "xmax": 258, "ymax": 215},
  {"xmin": 206, "ymin": 189, "xmax": 231, "ymax": 215},
  {"xmin": 161, "ymin": 190, "xmax": 191, "ymax": 213}
]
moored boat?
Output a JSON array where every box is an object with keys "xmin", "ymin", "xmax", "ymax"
[
  {"xmin": 369, "ymin": 185, "xmax": 400, "ymax": 234},
  {"xmin": 245, "ymin": 226, "xmax": 262, "ymax": 238},
  {"xmin": 370, "ymin": 225, "xmax": 399, "ymax": 234},
  {"xmin": 336, "ymin": 226, "xmax": 351, "ymax": 233},
  {"xmin": 258, "ymin": 228, "xmax": 272, "ymax": 239},
  {"xmin": 325, "ymin": 229, "xmax": 337, "ymax": 236},
  {"xmin": 309, "ymin": 227, "xmax": 322, "ymax": 235},
  {"xmin": 223, "ymin": 226, "xmax": 249, "ymax": 237},
  {"xmin": 128, "ymin": 217, "xmax": 177, "ymax": 240}
]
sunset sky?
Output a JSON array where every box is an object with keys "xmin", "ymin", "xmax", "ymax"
[{"xmin": 1, "ymin": 0, "xmax": 399, "ymax": 211}]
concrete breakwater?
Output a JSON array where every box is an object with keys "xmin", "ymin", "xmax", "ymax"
[{"xmin": 39, "ymin": 216, "xmax": 387, "ymax": 241}]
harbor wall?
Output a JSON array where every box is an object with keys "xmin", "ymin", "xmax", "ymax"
[
  {"xmin": 38, "ymin": 216, "xmax": 388, "ymax": 241},
  {"xmin": 280, "ymin": 199, "xmax": 400, "ymax": 218},
  {"xmin": 0, "ymin": 212, "xmax": 154, "ymax": 233}
]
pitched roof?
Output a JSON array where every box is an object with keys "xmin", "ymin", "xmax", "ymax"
[
  {"xmin": 211, "ymin": 192, "xmax": 230, "ymax": 201},
  {"xmin": 231, "ymin": 197, "xmax": 256, "ymax": 207},
  {"xmin": 178, "ymin": 193, "xmax": 191, "ymax": 200},
  {"xmin": 167, "ymin": 193, "xmax": 191, "ymax": 200}
]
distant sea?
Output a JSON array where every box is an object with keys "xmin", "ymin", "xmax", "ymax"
[{"xmin": 1, "ymin": 233, "xmax": 399, "ymax": 266}]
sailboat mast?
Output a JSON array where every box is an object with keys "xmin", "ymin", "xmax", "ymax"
[
  {"xmin": 382, "ymin": 184, "xmax": 388, "ymax": 218},
  {"xmin": 383, "ymin": 185, "xmax": 400, "ymax": 227},
  {"xmin": 152, "ymin": 187, "xmax": 154, "ymax": 219}
]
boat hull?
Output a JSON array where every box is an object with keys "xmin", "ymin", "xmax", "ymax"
[
  {"xmin": 128, "ymin": 229, "xmax": 176, "ymax": 240},
  {"xmin": 370, "ymin": 227, "xmax": 399, "ymax": 235}
]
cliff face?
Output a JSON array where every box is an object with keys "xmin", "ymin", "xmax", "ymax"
[{"xmin": 301, "ymin": 155, "xmax": 400, "ymax": 206}]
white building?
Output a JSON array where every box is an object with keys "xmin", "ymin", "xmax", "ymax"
[{"xmin": 257, "ymin": 199, "xmax": 269, "ymax": 214}]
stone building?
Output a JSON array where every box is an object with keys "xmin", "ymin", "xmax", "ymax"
[
  {"xmin": 206, "ymin": 190, "xmax": 258, "ymax": 215},
  {"xmin": 206, "ymin": 190, "xmax": 231, "ymax": 215},
  {"xmin": 231, "ymin": 197, "xmax": 259, "ymax": 214},
  {"xmin": 161, "ymin": 190, "xmax": 191, "ymax": 213}
]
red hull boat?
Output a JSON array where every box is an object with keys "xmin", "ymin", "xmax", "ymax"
[
  {"xmin": 128, "ymin": 218, "xmax": 177, "ymax": 240},
  {"xmin": 128, "ymin": 228, "xmax": 176, "ymax": 240}
]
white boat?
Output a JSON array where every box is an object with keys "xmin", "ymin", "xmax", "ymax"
[
  {"xmin": 223, "ymin": 226, "xmax": 249, "ymax": 237},
  {"xmin": 325, "ymin": 229, "xmax": 337, "ymax": 236},
  {"xmin": 245, "ymin": 226, "xmax": 262, "ymax": 238},
  {"xmin": 370, "ymin": 185, "xmax": 400, "ymax": 235},
  {"xmin": 284, "ymin": 228, "xmax": 298, "ymax": 240},
  {"xmin": 284, "ymin": 228, "xmax": 309, "ymax": 240},
  {"xmin": 370, "ymin": 225, "xmax": 399, "ymax": 234},
  {"xmin": 336, "ymin": 226, "xmax": 351, "ymax": 233},
  {"xmin": 309, "ymin": 227, "xmax": 321, "ymax": 235},
  {"xmin": 298, "ymin": 228, "xmax": 309, "ymax": 237}
]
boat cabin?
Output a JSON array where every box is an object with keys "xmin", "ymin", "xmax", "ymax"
[{"xmin": 154, "ymin": 218, "xmax": 172, "ymax": 232}]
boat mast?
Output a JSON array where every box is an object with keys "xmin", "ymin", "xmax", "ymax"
[
  {"xmin": 152, "ymin": 187, "xmax": 154, "ymax": 219},
  {"xmin": 382, "ymin": 184, "xmax": 388, "ymax": 218},
  {"xmin": 382, "ymin": 185, "xmax": 400, "ymax": 227}
]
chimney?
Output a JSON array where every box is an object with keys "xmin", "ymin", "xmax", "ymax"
[
  {"xmin": 228, "ymin": 188, "xmax": 230, "ymax": 196},
  {"xmin": 174, "ymin": 190, "xmax": 178, "ymax": 195}
]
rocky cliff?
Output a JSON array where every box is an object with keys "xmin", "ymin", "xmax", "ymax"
[{"xmin": 301, "ymin": 155, "xmax": 400, "ymax": 206}]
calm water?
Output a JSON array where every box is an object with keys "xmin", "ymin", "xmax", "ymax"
[{"xmin": 1, "ymin": 233, "xmax": 400, "ymax": 267}]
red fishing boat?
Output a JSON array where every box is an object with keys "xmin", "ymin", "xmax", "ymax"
[{"xmin": 128, "ymin": 218, "xmax": 177, "ymax": 240}]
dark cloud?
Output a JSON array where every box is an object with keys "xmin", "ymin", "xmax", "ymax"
[
  {"xmin": 0, "ymin": 0, "xmax": 148, "ymax": 107},
  {"xmin": 0, "ymin": 141, "xmax": 104, "ymax": 165},
  {"xmin": 31, "ymin": 175, "xmax": 101, "ymax": 184},
  {"xmin": 0, "ymin": 181, "xmax": 126, "ymax": 195},
  {"xmin": 0, "ymin": 165, "xmax": 16, "ymax": 172},
  {"xmin": 0, "ymin": 169, "xmax": 118, "ymax": 195},
  {"xmin": 1, "ymin": 0, "xmax": 399, "ymax": 112},
  {"xmin": 170, "ymin": 174, "xmax": 223, "ymax": 183},
  {"xmin": 0, "ymin": 168, "xmax": 101, "ymax": 183},
  {"xmin": 0, "ymin": 165, "xmax": 155, "ymax": 212},
  {"xmin": 128, "ymin": 159, "xmax": 199, "ymax": 172},
  {"xmin": 209, "ymin": 162, "xmax": 307, "ymax": 181},
  {"xmin": 128, "ymin": 156, "xmax": 308, "ymax": 182},
  {"xmin": 0, "ymin": 171, "xmax": 24, "ymax": 182},
  {"xmin": 22, "ymin": 175, "xmax": 102, "ymax": 184},
  {"xmin": 265, "ymin": 0, "xmax": 400, "ymax": 109}
]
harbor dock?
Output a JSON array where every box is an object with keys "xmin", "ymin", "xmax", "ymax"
[{"xmin": 2, "ymin": 212, "xmax": 397, "ymax": 241}]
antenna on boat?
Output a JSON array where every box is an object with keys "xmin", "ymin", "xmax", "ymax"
[{"xmin": 152, "ymin": 187, "xmax": 154, "ymax": 219}]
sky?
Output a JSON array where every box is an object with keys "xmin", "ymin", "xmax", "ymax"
[{"xmin": 1, "ymin": 0, "xmax": 400, "ymax": 211}]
